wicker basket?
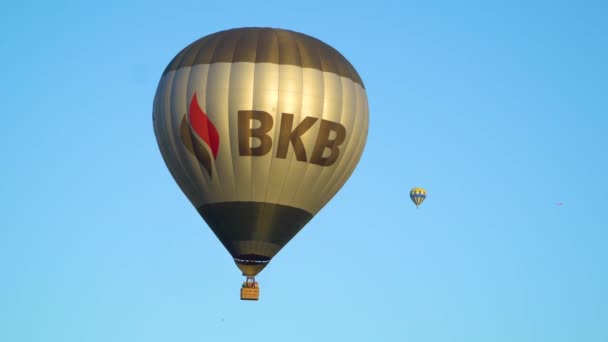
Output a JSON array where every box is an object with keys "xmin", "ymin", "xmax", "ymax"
[{"xmin": 241, "ymin": 287, "xmax": 260, "ymax": 300}]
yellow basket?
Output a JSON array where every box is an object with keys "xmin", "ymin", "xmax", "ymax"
[{"xmin": 240, "ymin": 287, "xmax": 259, "ymax": 300}]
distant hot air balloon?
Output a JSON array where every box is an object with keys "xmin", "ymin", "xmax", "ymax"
[
  {"xmin": 153, "ymin": 27, "xmax": 369, "ymax": 300},
  {"xmin": 410, "ymin": 187, "xmax": 427, "ymax": 208}
]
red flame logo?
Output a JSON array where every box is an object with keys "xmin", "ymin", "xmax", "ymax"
[
  {"xmin": 188, "ymin": 93, "xmax": 219, "ymax": 159},
  {"xmin": 179, "ymin": 93, "xmax": 220, "ymax": 178}
]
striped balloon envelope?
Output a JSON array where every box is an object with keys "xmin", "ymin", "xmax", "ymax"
[
  {"xmin": 409, "ymin": 187, "xmax": 427, "ymax": 208},
  {"xmin": 153, "ymin": 27, "xmax": 369, "ymax": 292}
]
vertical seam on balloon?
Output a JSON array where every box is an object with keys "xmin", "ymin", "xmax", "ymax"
[
  {"xmin": 324, "ymin": 84, "xmax": 367, "ymax": 209},
  {"xmin": 176, "ymin": 70, "xmax": 204, "ymax": 202},
  {"xmin": 248, "ymin": 29, "xmax": 260, "ymax": 205},
  {"xmin": 324, "ymin": 80, "xmax": 367, "ymax": 210},
  {"xmin": 338, "ymin": 87, "xmax": 368, "ymax": 197},
  {"xmin": 289, "ymin": 40, "xmax": 325, "ymax": 207},
  {"xmin": 257, "ymin": 29, "xmax": 281, "ymax": 250},
  {"xmin": 252, "ymin": 31, "xmax": 281, "ymax": 208},
  {"xmin": 249, "ymin": 32, "xmax": 272, "ymax": 251},
  {"xmin": 260, "ymin": 29, "xmax": 282, "ymax": 208},
  {"xmin": 154, "ymin": 75, "xmax": 184, "ymax": 194},
  {"xmin": 166, "ymin": 54, "xmax": 203, "ymax": 204},
  {"xmin": 185, "ymin": 42, "xmax": 214, "ymax": 195},
  {"xmin": 317, "ymin": 78, "xmax": 358, "ymax": 208},
  {"xmin": 185, "ymin": 35, "xmax": 221, "ymax": 200},
  {"xmin": 225, "ymin": 29, "xmax": 246, "ymax": 201},
  {"xmin": 207, "ymin": 32, "xmax": 234, "ymax": 200},
  {"xmin": 162, "ymin": 89, "xmax": 187, "ymax": 201},
  {"xmin": 307, "ymin": 64, "xmax": 347, "ymax": 206},
  {"xmin": 229, "ymin": 29, "xmax": 250, "ymax": 202},
  {"xmin": 274, "ymin": 35, "xmax": 305, "ymax": 210}
]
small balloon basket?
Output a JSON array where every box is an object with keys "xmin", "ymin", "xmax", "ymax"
[{"xmin": 240, "ymin": 276, "xmax": 259, "ymax": 300}]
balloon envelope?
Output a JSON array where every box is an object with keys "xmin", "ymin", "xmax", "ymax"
[
  {"xmin": 153, "ymin": 27, "xmax": 369, "ymax": 276},
  {"xmin": 410, "ymin": 187, "xmax": 427, "ymax": 208}
]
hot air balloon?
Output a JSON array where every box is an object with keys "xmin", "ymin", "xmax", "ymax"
[
  {"xmin": 410, "ymin": 187, "xmax": 427, "ymax": 208},
  {"xmin": 153, "ymin": 27, "xmax": 369, "ymax": 300}
]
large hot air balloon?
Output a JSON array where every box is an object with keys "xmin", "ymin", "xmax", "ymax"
[
  {"xmin": 410, "ymin": 187, "xmax": 427, "ymax": 208},
  {"xmin": 153, "ymin": 27, "xmax": 369, "ymax": 300}
]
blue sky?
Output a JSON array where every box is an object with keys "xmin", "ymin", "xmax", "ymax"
[{"xmin": 2, "ymin": 1, "xmax": 607, "ymax": 341}]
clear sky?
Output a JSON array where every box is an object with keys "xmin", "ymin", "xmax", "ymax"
[{"xmin": 2, "ymin": 1, "xmax": 607, "ymax": 341}]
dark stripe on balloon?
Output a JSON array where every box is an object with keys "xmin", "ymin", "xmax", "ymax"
[
  {"xmin": 197, "ymin": 201, "xmax": 313, "ymax": 276},
  {"xmin": 163, "ymin": 27, "xmax": 365, "ymax": 88},
  {"xmin": 234, "ymin": 254, "xmax": 271, "ymax": 265}
]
